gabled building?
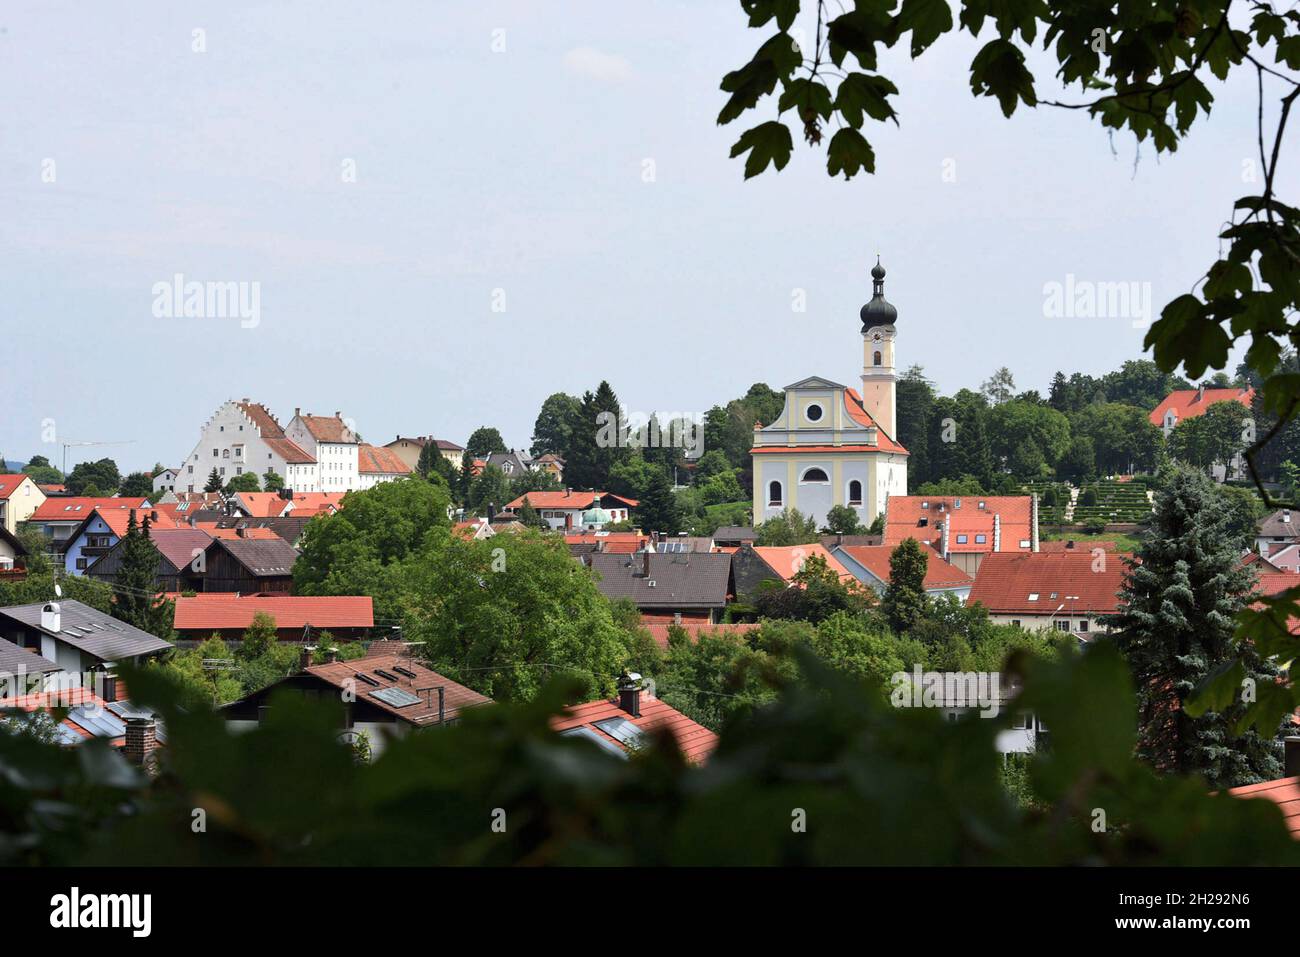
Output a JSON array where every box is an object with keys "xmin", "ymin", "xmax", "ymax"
[
  {"xmin": 357, "ymin": 444, "xmax": 412, "ymax": 488},
  {"xmin": 0, "ymin": 634, "xmax": 62, "ymax": 694},
  {"xmin": 181, "ymin": 400, "xmax": 317, "ymax": 494},
  {"xmin": 534, "ymin": 453, "xmax": 564, "ymax": 481},
  {"xmin": 585, "ymin": 551, "xmax": 733, "ymax": 625},
  {"xmin": 883, "ymin": 494, "xmax": 1039, "ymax": 575},
  {"xmin": 62, "ymin": 507, "xmax": 186, "ymax": 576},
  {"xmin": 151, "ymin": 467, "xmax": 180, "ymax": 495},
  {"xmin": 966, "ymin": 551, "xmax": 1129, "ymax": 636},
  {"xmin": 222, "ymin": 653, "xmax": 491, "ymax": 758},
  {"xmin": 198, "ymin": 536, "xmax": 299, "ymax": 593},
  {"xmin": 1257, "ymin": 509, "xmax": 1300, "ymax": 560},
  {"xmin": 832, "ymin": 542, "xmax": 974, "ymax": 601},
  {"xmin": 731, "ymin": 543, "xmax": 858, "ymax": 600},
  {"xmin": 85, "ymin": 526, "xmax": 214, "ymax": 591},
  {"xmin": 383, "ymin": 436, "xmax": 464, "ymax": 472},
  {"xmin": 1150, "ymin": 384, "xmax": 1254, "ymax": 435},
  {"xmin": 0, "ymin": 600, "xmax": 173, "ymax": 687},
  {"xmin": 173, "ymin": 595, "xmax": 374, "ymax": 642},
  {"xmin": 0, "ymin": 525, "xmax": 28, "ymax": 574},
  {"xmin": 750, "ymin": 261, "xmax": 908, "ymax": 530},
  {"xmin": 503, "ymin": 490, "xmax": 637, "ymax": 530},
  {"xmin": 286, "ymin": 410, "xmax": 360, "ymax": 492},
  {"xmin": 483, "ymin": 450, "xmax": 531, "ymax": 477},
  {"xmin": 26, "ymin": 497, "xmax": 152, "ymax": 554},
  {"xmin": 0, "ymin": 473, "xmax": 46, "ymax": 534}
]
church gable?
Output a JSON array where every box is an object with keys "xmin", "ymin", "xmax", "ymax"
[{"xmin": 755, "ymin": 378, "xmax": 875, "ymax": 446}]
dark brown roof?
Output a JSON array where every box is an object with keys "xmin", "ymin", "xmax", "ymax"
[
  {"xmin": 307, "ymin": 654, "xmax": 491, "ymax": 726},
  {"xmin": 587, "ymin": 552, "xmax": 732, "ymax": 609},
  {"xmin": 207, "ymin": 537, "xmax": 299, "ymax": 577},
  {"xmin": 298, "ymin": 414, "xmax": 356, "ymax": 444},
  {"xmin": 86, "ymin": 527, "xmax": 214, "ymax": 579},
  {"xmin": 0, "ymin": 600, "xmax": 172, "ymax": 661},
  {"xmin": 236, "ymin": 401, "xmax": 285, "ymax": 438}
]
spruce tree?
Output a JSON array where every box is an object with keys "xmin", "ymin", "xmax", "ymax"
[
  {"xmin": 204, "ymin": 468, "xmax": 223, "ymax": 493},
  {"xmin": 112, "ymin": 512, "xmax": 171, "ymax": 636},
  {"xmin": 633, "ymin": 467, "xmax": 681, "ymax": 535},
  {"xmin": 882, "ymin": 537, "xmax": 929, "ymax": 633},
  {"xmin": 566, "ymin": 381, "xmax": 626, "ymax": 491},
  {"xmin": 1103, "ymin": 464, "xmax": 1282, "ymax": 788}
]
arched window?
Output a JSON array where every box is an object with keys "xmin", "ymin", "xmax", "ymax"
[
  {"xmin": 801, "ymin": 468, "xmax": 829, "ymax": 483},
  {"xmin": 848, "ymin": 480, "xmax": 863, "ymax": 505},
  {"xmin": 873, "ymin": 350, "xmax": 882, "ymax": 366},
  {"xmin": 768, "ymin": 480, "xmax": 783, "ymax": 506}
]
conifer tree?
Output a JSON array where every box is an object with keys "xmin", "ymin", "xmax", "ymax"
[
  {"xmin": 204, "ymin": 468, "xmax": 223, "ymax": 493},
  {"xmin": 112, "ymin": 512, "xmax": 172, "ymax": 637},
  {"xmin": 882, "ymin": 537, "xmax": 929, "ymax": 634},
  {"xmin": 1104, "ymin": 464, "xmax": 1283, "ymax": 788}
]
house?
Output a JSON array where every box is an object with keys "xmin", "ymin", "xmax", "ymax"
[
  {"xmin": 1257, "ymin": 509, "xmax": 1300, "ymax": 560},
  {"xmin": 230, "ymin": 490, "xmax": 345, "ymax": 519},
  {"xmin": 173, "ymin": 595, "xmax": 374, "ymax": 643},
  {"xmin": 563, "ymin": 531, "xmax": 648, "ymax": 554},
  {"xmin": 0, "ymin": 599, "xmax": 173, "ymax": 687},
  {"xmin": 503, "ymin": 490, "xmax": 638, "ymax": 530},
  {"xmin": 832, "ymin": 542, "xmax": 975, "ymax": 601},
  {"xmin": 0, "ymin": 687, "xmax": 165, "ymax": 759},
  {"xmin": 483, "ymin": 450, "xmax": 531, "ymax": 478},
  {"xmin": 61, "ymin": 507, "xmax": 186, "ymax": 576},
  {"xmin": 383, "ymin": 436, "xmax": 464, "ymax": 471},
  {"xmin": 586, "ymin": 550, "xmax": 733, "ymax": 625},
  {"xmin": 0, "ymin": 473, "xmax": 46, "ymax": 534},
  {"xmin": 0, "ymin": 525, "xmax": 28, "ymax": 575},
  {"xmin": 285, "ymin": 409, "xmax": 361, "ymax": 492},
  {"xmin": 151, "ymin": 467, "xmax": 180, "ymax": 495},
  {"xmin": 1264, "ymin": 543, "xmax": 1300, "ymax": 574},
  {"xmin": 198, "ymin": 536, "xmax": 299, "ymax": 593},
  {"xmin": 24, "ymin": 496, "xmax": 151, "ymax": 553},
  {"xmin": 534, "ymin": 453, "xmax": 564, "ymax": 480},
  {"xmin": 965, "ymin": 551, "xmax": 1129, "ymax": 636},
  {"xmin": 750, "ymin": 262, "xmax": 909, "ymax": 530},
  {"xmin": 712, "ymin": 526, "xmax": 756, "ymax": 548},
  {"xmin": 180, "ymin": 400, "xmax": 318, "ymax": 494},
  {"xmin": 552, "ymin": 674, "xmax": 718, "ymax": 763},
  {"xmin": 894, "ymin": 669, "xmax": 1041, "ymax": 755},
  {"xmin": 1150, "ymin": 385, "xmax": 1255, "ymax": 480},
  {"xmin": 453, "ymin": 518, "xmax": 496, "ymax": 541},
  {"xmin": 357, "ymin": 444, "xmax": 412, "ymax": 488},
  {"xmin": 84, "ymin": 526, "xmax": 214, "ymax": 591},
  {"xmin": 884, "ymin": 494, "xmax": 1039, "ymax": 575},
  {"xmin": 0, "ymin": 634, "xmax": 62, "ymax": 694},
  {"xmin": 731, "ymin": 543, "xmax": 858, "ymax": 600},
  {"xmin": 222, "ymin": 652, "xmax": 491, "ymax": 758},
  {"xmin": 1227, "ymin": 738, "xmax": 1300, "ymax": 837}
]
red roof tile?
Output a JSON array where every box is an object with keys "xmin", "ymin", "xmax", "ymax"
[
  {"xmin": 505, "ymin": 491, "xmax": 638, "ymax": 510},
  {"xmin": 1149, "ymin": 387, "xmax": 1254, "ymax": 427},
  {"xmin": 836, "ymin": 542, "xmax": 973, "ymax": 589},
  {"xmin": 884, "ymin": 495, "xmax": 1034, "ymax": 553},
  {"xmin": 1228, "ymin": 776, "xmax": 1300, "ymax": 837},
  {"xmin": 236, "ymin": 401, "xmax": 285, "ymax": 437},
  {"xmin": 967, "ymin": 551, "xmax": 1130, "ymax": 616},
  {"xmin": 844, "ymin": 388, "xmax": 908, "ymax": 454},
  {"xmin": 263, "ymin": 436, "xmax": 315, "ymax": 464},
  {"xmin": 29, "ymin": 497, "xmax": 150, "ymax": 522},
  {"xmin": 357, "ymin": 444, "xmax": 412, "ymax": 475},
  {"xmin": 297, "ymin": 414, "xmax": 356, "ymax": 443},
  {"xmin": 173, "ymin": 595, "xmax": 374, "ymax": 631},
  {"xmin": 752, "ymin": 544, "xmax": 858, "ymax": 585},
  {"xmin": 642, "ymin": 620, "xmax": 759, "ymax": 650},
  {"xmin": 0, "ymin": 474, "xmax": 38, "ymax": 500},
  {"xmin": 551, "ymin": 694, "xmax": 718, "ymax": 763}
]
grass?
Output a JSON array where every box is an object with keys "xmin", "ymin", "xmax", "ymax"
[{"xmin": 1040, "ymin": 529, "xmax": 1143, "ymax": 553}]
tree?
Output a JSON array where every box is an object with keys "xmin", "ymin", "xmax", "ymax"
[
  {"xmin": 238, "ymin": 612, "xmax": 279, "ymax": 660},
  {"xmin": 517, "ymin": 499, "xmax": 546, "ymax": 529},
  {"xmin": 224, "ymin": 472, "xmax": 261, "ymax": 494},
  {"xmin": 1103, "ymin": 465, "xmax": 1282, "ymax": 788},
  {"xmin": 980, "ymin": 367, "xmax": 1016, "ymax": 406},
  {"xmin": 21, "ymin": 456, "xmax": 61, "ymax": 486},
  {"xmin": 466, "ymin": 465, "xmax": 512, "ymax": 515},
  {"xmin": 896, "ymin": 366, "xmax": 935, "ymax": 489},
  {"xmin": 66, "ymin": 458, "xmax": 121, "ymax": 496},
  {"xmin": 118, "ymin": 472, "xmax": 154, "ymax": 498},
  {"xmin": 564, "ymin": 381, "xmax": 627, "ymax": 492},
  {"xmin": 754, "ymin": 507, "xmax": 818, "ymax": 546},
  {"xmin": 530, "ymin": 392, "xmax": 583, "ymax": 459},
  {"xmin": 823, "ymin": 504, "xmax": 864, "ymax": 535},
  {"xmin": 1167, "ymin": 401, "xmax": 1250, "ymax": 477},
  {"xmin": 881, "ymin": 538, "xmax": 928, "ymax": 634},
  {"xmin": 633, "ymin": 467, "xmax": 682, "ymax": 534},
  {"xmin": 464, "ymin": 427, "xmax": 507, "ymax": 461},
  {"xmin": 204, "ymin": 468, "xmax": 223, "ymax": 493},
  {"xmin": 753, "ymin": 554, "xmax": 871, "ymax": 623},
  {"xmin": 111, "ymin": 512, "xmax": 172, "ymax": 638},
  {"xmin": 987, "ymin": 400, "xmax": 1071, "ymax": 472},
  {"xmin": 1070, "ymin": 403, "xmax": 1162, "ymax": 475},
  {"xmin": 1058, "ymin": 435, "xmax": 1097, "ymax": 484},
  {"xmin": 262, "ymin": 469, "xmax": 284, "ymax": 491}
]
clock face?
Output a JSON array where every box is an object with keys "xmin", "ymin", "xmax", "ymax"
[{"xmin": 872, "ymin": 333, "xmax": 881, "ymax": 342}]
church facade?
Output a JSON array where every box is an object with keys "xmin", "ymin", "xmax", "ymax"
[{"xmin": 750, "ymin": 260, "xmax": 908, "ymax": 529}]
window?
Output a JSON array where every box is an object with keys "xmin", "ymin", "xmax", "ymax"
[
  {"xmin": 805, "ymin": 403, "xmax": 823, "ymax": 422},
  {"xmin": 801, "ymin": 468, "xmax": 829, "ymax": 483},
  {"xmin": 1010, "ymin": 619, "xmax": 1021, "ymax": 628},
  {"xmin": 768, "ymin": 480, "xmax": 783, "ymax": 506},
  {"xmin": 847, "ymin": 480, "xmax": 862, "ymax": 505},
  {"xmin": 223, "ymin": 449, "xmax": 230, "ymax": 459},
  {"xmin": 1054, "ymin": 620, "xmax": 1070, "ymax": 632},
  {"xmin": 956, "ymin": 534, "xmax": 968, "ymax": 544},
  {"xmin": 212, "ymin": 449, "xmax": 218, "ymax": 457},
  {"xmin": 1012, "ymin": 712, "xmax": 1031, "ymax": 730},
  {"xmin": 187, "ymin": 466, "xmax": 193, "ymax": 474},
  {"xmin": 1077, "ymin": 620, "xmax": 1089, "ymax": 632},
  {"xmin": 1027, "ymin": 593, "xmax": 1039, "ymax": 601},
  {"xmin": 975, "ymin": 534, "xmax": 986, "ymax": 544},
  {"xmin": 873, "ymin": 351, "xmax": 882, "ymax": 366}
]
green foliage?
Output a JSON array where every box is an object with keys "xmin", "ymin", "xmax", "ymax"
[
  {"xmin": 111, "ymin": 513, "xmax": 173, "ymax": 638},
  {"xmin": 753, "ymin": 553, "xmax": 872, "ymax": 623},
  {"xmin": 464, "ymin": 427, "xmax": 507, "ymax": 461},
  {"xmin": 117, "ymin": 471, "xmax": 154, "ymax": 498},
  {"xmin": 238, "ymin": 612, "xmax": 279, "ymax": 660},
  {"xmin": 564, "ymin": 381, "xmax": 627, "ymax": 492},
  {"xmin": 204, "ymin": 468, "xmax": 223, "ymax": 493},
  {"xmin": 466, "ymin": 465, "xmax": 511, "ymax": 515},
  {"xmin": 530, "ymin": 392, "xmax": 584, "ymax": 459},
  {"xmin": 634, "ymin": 467, "xmax": 683, "ymax": 534},
  {"xmin": 823, "ymin": 504, "xmax": 865, "ymax": 535},
  {"xmin": 754, "ymin": 507, "xmax": 818, "ymax": 546},
  {"xmin": 882, "ymin": 537, "xmax": 928, "ymax": 633},
  {"xmin": 66, "ymin": 458, "xmax": 121, "ymax": 496},
  {"xmin": 1167, "ymin": 400, "xmax": 1250, "ymax": 475},
  {"xmin": 223, "ymin": 472, "xmax": 261, "ymax": 494},
  {"xmin": 261, "ymin": 469, "xmax": 284, "ymax": 492}
]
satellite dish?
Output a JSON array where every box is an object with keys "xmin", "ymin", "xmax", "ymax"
[{"xmin": 54, "ymin": 583, "xmax": 63, "ymax": 599}]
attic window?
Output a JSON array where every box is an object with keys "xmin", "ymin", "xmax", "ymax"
[
  {"xmin": 1027, "ymin": 593, "xmax": 1039, "ymax": 601},
  {"xmin": 975, "ymin": 534, "xmax": 987, "ymax": 544},
  {"xmin": 921, "ymin": 502, "xmax": 929, "ymax": 509},
  {"xmin": 1019, "ymin": 539, "xmax": 1032, "ymax": 548},
  {"xmin": 956, "ymin": 534, "xmax": 968, "ymax": 544}
]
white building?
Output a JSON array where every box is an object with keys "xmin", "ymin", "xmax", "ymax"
[
  {"xmin": 152, "ymin": 468, "xmax": 179, "ymax": 495},
  {"xmin": 286, "ymin": 410, "xmax": 360, "ymax": 492}
]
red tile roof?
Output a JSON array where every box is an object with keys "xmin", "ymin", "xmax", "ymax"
[
  {"xmin": 297, "ymin": 414, "xmax": 356, "ymax": 443},
  {"xmin": 308, "ymin": 654, "xmax": 490, "ymax": 725},
  {"xmin": 551, "ymin": 694, "xmax": 718, "ymax": 763},
  {"xmin": 263, "ymin": 436, "xmax": 315, "ymax": 464},
  {"xmin": 506, "ymin": 491, "xmax": 638, "ymax": 510},
  {"xmin": 29, "ymin": 497, "xmax": 150, "ymax": 522},
  {"xmin": 232, "ymin": 492, "xmax": 293, "ymax": 517},
  {"xmin": 173, "ymin": 595, "xmax": 374, "ymax": 631},
  {"xmin": 1228, "ymin": 776, "xmax": 1300, "ymax": 837},
  {"xmin": 966, "ymin": 551, "xmax": 1130, "ymax": 616},
  {"xmin": 1149, "ymin": 387, "xmax": 1254, "ymax": 427},
  {"xmin": 0, "ymin": 474, "xmax": 38, "ymax": 500},
  {"xmin": 844, "ymin": 388, "xmax": 908, "ymax": 454},
  {"xmin": 202, "ymin": 526, "xmax": 282, "ymax": 541},
  {"xmin": 357, "ymin": 443, "xmax": 412, "ymax": 475},
  {"xmin": 751, "ymin": 544, "xmax": 858, "ymax": 585},
  {"xmin": 836, "ymin": 542, "xmax": 974, "ymax": 589},
  {"xmin": 236, "ymin": 401, "xmax": 285, "ymax": 437},
  {"xmin": 884, "ymin": 495, "xmax": 1034, "ymax": 553},
  {"xmin": 642, "ymin": 620, "xmax": 759, "ymax": 650}
]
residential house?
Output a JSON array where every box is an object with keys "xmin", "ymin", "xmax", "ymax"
[
  {"xmin": 0, "ymin": 599, "xmax": 173, "ymax": 688},
  {"xmin": 383, "ymin": 436, "xmax": 464, "ymax": 472},
  {"xmin": 222, "ymin": 653, "xmax": 491, "ymax": 758},
  {"xmin": 965, "ymin": 551, "xmax": 1129, "ymax": 636},
  {"xmin": 26, "ymin": 497, "xmax": 152, "ymax": 557},
  {"xmin": 832, "ymin": 542, "xmax": 975, "ymax": 601},
  {"xmin": 484, "ymin": 450, "xmax": 531, "ymax": 478},
  {"xmin": 534, "ymin": 453, "xmax": 564, "ymax": 481},
  {"xmin": 656, "ymin": 534, "xmax": 715, "ymax": 553},
  {"xmin": 1149, "ymin": 385, "xmax": 1255, "ymax": 480},
  {"xmin": 884, "ymin": 494, "xmax": 1039, "ymax": 576},
  {"xmin": 198, "ymin": 536, "xmax": 299, "ymax": 593},
  {"xmin": 453, "ymin": 518, "xmax": 496, "ymax": 541},
  {"xmin": 563, "ymin": 531, "xmax": 648, "ymax": 555},
  {"xmin": 552, "ymin": 674, "xmax": 718, "ymax": 763},
  {"xmin": 712, "ymin": 526, "xmax": 756, "ymax": 548},
  {"xmin": 0, "ymin": 687, "xmax": 165, "ymax": 759},
  {"xmin": 0, "ymin": 525, "xmax": 28, "ymax": 574},
  {"xmin": 84, "ymin": 527, "xmax": 214, "ymax": 591},
  {"xmin": 504, "ymin": 490, "xmax": 638, "ymax": 530},
  {"xmin": 151, "ymin": 468, "xmax": 180, "ymax": 495},
  {"xmin": 731, "ymin": 543, "xmax": 858, "ymax": 600},
  {"xmin": 357, "ymin": 444, "xmax": 412, "ymax": 488},
  {"xmin": 62, "ymin": 507, "xmax": 185, "ymax": 576},
  {"xmin": 585, "ymin": 550, "xmax": 733, "ymax": 625},
  {"xmin": 0, "ymin": 474, "xmax": 46, "ymax": 534},
  {"xmin": 181, "ymin": 400, "xmax": 318, "ymax": 493},
  {"xmin": 230, "ymin": 490, "xmax": 345, "ymax": 519},
  {"xmin": 1257, "ymin": 509, "xmax": 1300, "ymax": 560},
  {"xmin": 1265, "ymin": 543, "xmax": 1300, "ymax": 574},
  {"xmin": 285, "ymin": 409, "xmax": 361, "ymax": 492},
  {"xmin": 0, "ymin": 634, "xmax": 62, "ymax": 695},
  {"xmin": 894, "ymin": 670, "xmax": 1041, "ymax": 755},
  {"xmin": 173, "ymin": 595, "xmax": 374, "ymax": 643}
]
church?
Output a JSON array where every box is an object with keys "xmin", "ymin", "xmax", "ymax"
[{"xmin": 750, "ymin": 260, "xmax": 909, "ymax": 529}]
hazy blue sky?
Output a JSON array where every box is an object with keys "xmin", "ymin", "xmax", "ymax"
[{"xmin": 0, "ymin": 2, "xmax": 1288, "ymax": 473}]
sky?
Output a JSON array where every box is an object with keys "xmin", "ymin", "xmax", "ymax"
[{"xmin": 0, "ymin": 1, "xmax": 1292, "ymax": 474}]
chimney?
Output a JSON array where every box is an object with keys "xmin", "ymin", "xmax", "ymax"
[
  {"xmin": 1287, "ymin": 737, "xmax": 1300, "ymax": 778},
  {"xmin": 124, "ymin": 716, "xmax": 158, "ymax": 766},
  {"xmin": 1196, "ymin": 384, "xmax": 1205, "ymax": 402},
  {"xmin": 150, "ymin": 510, "xmax": 159, "ymax": 523},
  {"xmin": 673, "ymin": 612, "xmax": 682, "ymax": 625},
  {"xmin": 617, "ymin": 672, "xmax": 642, "ymax": 717},
  {"xmin": 294, "ymin": 407, "xmax": 301, "ymax": 418},
  {"xmin": 236, "ymin": 525, "xmax": 246, "ymax": 538},
  {"xmin": 325, "ymin": 647, "xmax": 340, "ymax": 663},
  {"xmin": 40, "ymin": 602, "xmax": 60, "ymax": 633},
  {"xmin": 299, "ymin": 645, "xmax": 315, "ymax": 671}
]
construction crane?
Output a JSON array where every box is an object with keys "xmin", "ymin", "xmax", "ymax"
[{"xmin": 61, "ymin": 439, "xmax": 137, "ymax": 478}]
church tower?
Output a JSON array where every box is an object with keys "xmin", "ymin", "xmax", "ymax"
[{"xmin": 859, "ymin": 257, "xmax": 898, "ymax": 439}]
